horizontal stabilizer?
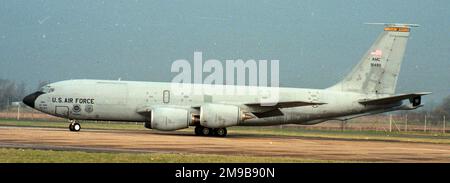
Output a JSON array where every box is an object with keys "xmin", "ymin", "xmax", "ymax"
[
  {"xmin": 364, "ymin": 23, "xmax": 420, "ymax": 28},
  {"xmin": 359, "ymin": 92, "xmax": 431, "ymax": 105}
]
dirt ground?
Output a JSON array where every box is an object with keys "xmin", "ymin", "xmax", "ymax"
[{"xmin": 0, "ymin": 126, "xmax": 449, "ymax": 162}]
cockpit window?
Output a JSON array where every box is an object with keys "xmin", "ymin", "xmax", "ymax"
[{"xmin": 39, "ymin": 85, "xmax": 55, "ymax": 93}]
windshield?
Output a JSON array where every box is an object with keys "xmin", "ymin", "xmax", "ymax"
[{"xmin": 39, "ymin": 85, "xmax": 55, "ymax": 93}]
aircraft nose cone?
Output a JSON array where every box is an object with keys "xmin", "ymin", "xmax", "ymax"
[{"xmin": 22, "ymin": 91, "xmax": 44, "ymax": 108}]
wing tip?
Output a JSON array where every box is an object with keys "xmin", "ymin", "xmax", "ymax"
[{"xmin": 418, "ymin": 92, "xmax": 432, "ymax": 96}]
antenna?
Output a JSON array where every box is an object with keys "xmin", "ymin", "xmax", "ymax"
[{"xmin": 364, "ymin": 23, "xmax": 420, "ymax": 28}]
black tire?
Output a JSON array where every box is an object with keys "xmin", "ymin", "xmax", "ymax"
[
  {"xmin": 69, "ymin": 123, "xmax": 74, "ymax": 131},
  {"xmin": 73, "ymin": 123, "xmax": 81, "ymax": 132},
  {"xmin": 194, "ymin": 126, "xmax": 202, "ymax": 136},
  {"xmin": 202, "ymin": 127, "xmax": 211, "ymax": 136},
  {"xmin": 216, "ymin": 128, "xmax": 227, "ymax": 137}
]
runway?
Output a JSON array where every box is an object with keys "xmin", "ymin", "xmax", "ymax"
[{"xmin": 0, "ymin": 126, "xmax": 449, "ymax": 162}]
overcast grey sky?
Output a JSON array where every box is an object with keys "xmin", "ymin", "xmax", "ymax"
[{"xmin": 0, "ymin": 0, "xmax": 449, "ymax": 106}]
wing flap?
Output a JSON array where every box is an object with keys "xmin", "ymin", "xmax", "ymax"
[{"xmin": 245, "ymin": 101, "xmax": 326, "ymax": 108}]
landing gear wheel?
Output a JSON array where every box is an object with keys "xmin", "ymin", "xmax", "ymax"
[
  {"xmin": 69, "ymin": 123, "xmax": 74, "ymax": 131},
  {"xmin": 216, "ymin": 128, "xmax": 227, "ymax": 137},
  {"xmin": 69, "ymin": 121, "xmax": 81, "ymax": 132},
  {"xmin": 202, "ymin": 127, "xmax": 211, "ymax": 136},
  {"xmin": 73, "ymin": 123, "xmax": 81, "ymax": 132},
  {"xmin": 195, "ymin": 126, "xmax": 203, "ymax": 136}
]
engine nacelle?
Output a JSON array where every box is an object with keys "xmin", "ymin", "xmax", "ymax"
[
  {"xmin": 146, "ymin": 107, "xmax": 190, "ymax": 131},
  {"xmin": 410, "ymin": 96, "xmax": 422, "ymax": 107},
  {"xmin": 200, "ymin": 103, "xmax": 241, "ymax": 128}
]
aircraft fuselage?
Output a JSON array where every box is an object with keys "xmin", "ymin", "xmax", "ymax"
[{"xmin": 28, "ymin": 79, "xmax": 400, "ymax": 126}]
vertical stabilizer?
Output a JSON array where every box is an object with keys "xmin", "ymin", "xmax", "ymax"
[{"xmin": 328, "ymin": 23, "xmax": 418, "ymax": 95}]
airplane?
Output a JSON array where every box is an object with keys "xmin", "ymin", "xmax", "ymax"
[{"xmin": 23, "ymin": 23, "xmax": 430, "ymax": 137}]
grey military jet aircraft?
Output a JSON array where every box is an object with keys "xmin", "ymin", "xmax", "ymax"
[{"xmin": 23, "ymin": 23, "xmax": 430, "ymax": 137}]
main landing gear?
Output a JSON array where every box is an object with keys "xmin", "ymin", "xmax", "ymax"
[
  {"xmin": 69, "ymin": 120, "xmax": 81, "ymax": 132},
  {"xmin": 195, "ymin": 126, "xmax": 227, "ymax": 137}
]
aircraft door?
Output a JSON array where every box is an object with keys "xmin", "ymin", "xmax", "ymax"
[{"xmin": 163, "ymin": 90, "xmax": 170, "ymax": 104}]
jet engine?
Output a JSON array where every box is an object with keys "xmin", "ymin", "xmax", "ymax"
[
  {"xmin": 200, "ymin": 103, "xmax": 241, "ymax": 128},
  {"xmin": 410, "ymin": 96, "xmax": 422, "ymax": 107},
  {"xmin": 145, "ymin": 107, "xmax": 190, "ymax": 131}
]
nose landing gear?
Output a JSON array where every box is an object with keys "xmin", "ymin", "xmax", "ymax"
[{"xmin": 69, "ymin": 120, "xmax": 81, "ymax": 132}]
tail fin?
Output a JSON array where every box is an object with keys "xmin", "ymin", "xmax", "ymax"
[{"xmin": 328, "ymin": 23, "xmax": 419, "ymax": 94}]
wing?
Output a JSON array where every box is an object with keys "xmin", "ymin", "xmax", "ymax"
[
  {"xmin": 136, "ymin": 101, "xmax": 326, "ymax": 119},
  {"xmin": 358, "ymin": 92, "xmax": 431, "ymax": 105},
  {"xmin": 245, "ymin": 101, "xmax": 326, "ymax": 118}
]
